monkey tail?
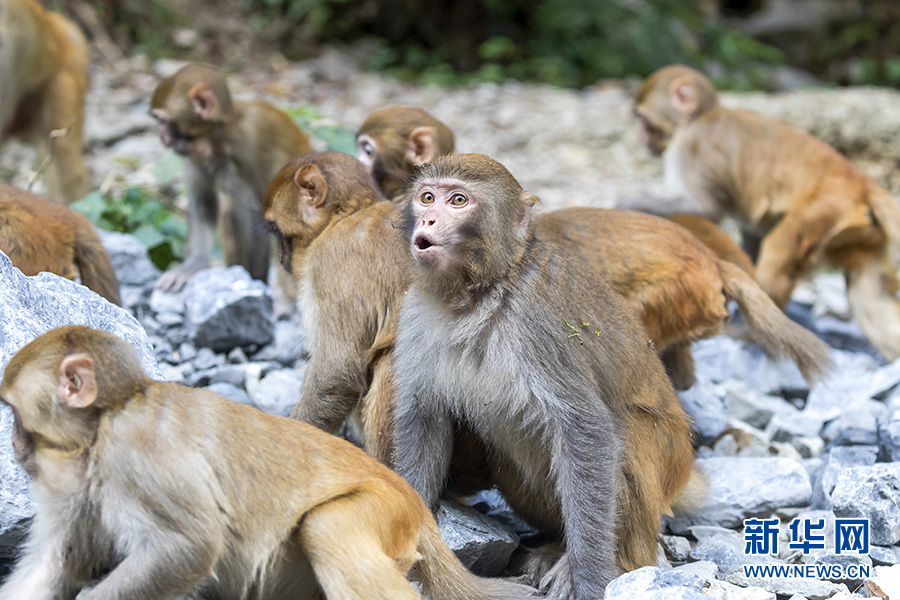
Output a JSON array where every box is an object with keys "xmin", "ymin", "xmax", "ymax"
[
  {"xmin": 415, "ymin": 519, "xmax": 536, "ymax": 600},
  {"xmin": 868, "ymin": 185, "xmax": 900, "ymax": 253},
  {"xmin": 720, "ymin": 261, "xmax": 831, "ymax": 385},
  {"xmin": 73, "ymin": 222, "xmax": 122, "ymax": 306}
]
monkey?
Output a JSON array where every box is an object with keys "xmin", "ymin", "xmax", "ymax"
[
  {"xmin": 150, "ymin": 63, "xmax": 313, "ymax": 292},
  {"xmin": 357, "ymin": 107, "xmax": 456, "ymax": 199},
  {"xmin": 353, "ymin": 108, "xmax": 824, "ymax": 390},
  {"xmin": 264, "ymin": 151, "xmax": 406, "ymax": 465},
  {"xmin": 635, "ymin": 64, "xmax": 900, "ymax": 362},
  {"xmin": 0, "ymin": 325, "xmax": 535, "ymax": 600},
  {"xmin": 0, "ymin": 0, "xmax": 91, "ymax": 204},
  {"xmin": 0, "ymin": 183, "xmax": 121, "ymax": 306},
  {"xmin": 391, "ymin": 153, "xmax": 696, "ymax": 598},
  {"xmin": 536, "ymin": 208, "xmax": 830, "ymax": 390}
]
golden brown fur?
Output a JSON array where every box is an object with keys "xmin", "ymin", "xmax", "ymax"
[
  {"xmin": 0, "ymin": 0, "xmax": 90, "ymax": 204},
  {"xmin": 636, "ymin": 64, "xmax": 900, "ymax": 361},
  {"xmin": 0, "ymin": 183, "xmax": 120, "ymax": 305},
  {"xmin": 537, "ymin": 208, "xmax": 831, "ymax": 389},
  {"xmin": 0, "ymin": 326, "xmax": 534, "ymax": 600}
]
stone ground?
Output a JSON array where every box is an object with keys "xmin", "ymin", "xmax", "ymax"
[{"xmin": 2, "ymin": 47, "xmax": 900, "ymax": 599}]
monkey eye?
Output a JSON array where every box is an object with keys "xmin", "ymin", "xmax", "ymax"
[
  {"xmin": 449, "ymin": 193, "xmax": 468, "ymax": 207},
  {"xmin": 420, "ymin": 191, "xmax": 435, "ymax": 205},
  {"xmin": 359, "ymin": 140, "xmax": 375, "ymax": 156}
]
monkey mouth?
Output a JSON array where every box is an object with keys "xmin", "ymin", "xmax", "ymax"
[{"xmin": 414, "ymin": 234, "xmax": 437, "ymax": 251}]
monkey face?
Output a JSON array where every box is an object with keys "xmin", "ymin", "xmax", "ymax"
[
  {"xmin": 409, "ymin": 180, "xmax": 475, "ymax": 268},
  {"xmin": 634, "ymin": 110, "xmax": 671, "ymax": 157}
]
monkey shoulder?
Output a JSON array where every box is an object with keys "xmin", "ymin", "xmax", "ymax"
[{"xmin": 242, "ymin": 100, "xmax": 312, "ymax": 153}]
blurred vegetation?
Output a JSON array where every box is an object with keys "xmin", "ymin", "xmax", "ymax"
[
  {"xmin": 75, "ymin": 0, "xmax": 900, "ymax": 90},
  {"xmin": 67, "ymin": 106, "xmax": 356, "ymax": 270}
]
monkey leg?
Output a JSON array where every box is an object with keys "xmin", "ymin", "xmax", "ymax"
[
  {"xmin": 660, "ymin": 345, "xmax": 696, "ymax": 391},
  {"xmin": 361, "ymin": 353, "xmax": 396, "ymax": 466},
  {"xmin": 220, "ymin": 186, "xmax": 270, "ymax": 283},
  {"xmin": 299, "ymin": 492, "xmax": 421, "ymax": 600},
  {"xmin": 35, "ymin": 70, "xmax": 90, "ymax": 204},
  {"xmin": 842, "ymin": 247, "xmax": 900, "ymax": 361}
]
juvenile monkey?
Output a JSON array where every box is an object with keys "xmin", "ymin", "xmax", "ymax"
[
  {"xmin": 0, "ymin": 0, "xmax": 91, "ymax": 204},
  {"xmin": 0, "ymin": 325, "xmax": 535, "ymax": 600},
  {"xmin": 357, "ymin": 109, "xmax": 824, "ymax": 389},
  {"xmin": 150, "ymin": 63, "xmax": 313, "ymax": 292},
  {"xmin": 635, "ymin": 64, "xmax": 900, "ymax": 361},
  {"xmin": 392, "ymin": 154, "xmax": 695, "ymax": 597},
  {"xmin": 264, "ymin": 152, "xmax": 406, "ymax": 464},
  {"xmin": 0, "ymin": 183, "xmax": 120, "ymax": 305},
  {"xmin": 357, "ymin": 107, "xmax": 456, "ymax": 199}
]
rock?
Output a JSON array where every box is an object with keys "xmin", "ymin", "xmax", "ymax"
[
  {"xmin": 668, "ymin": 458, "xmax": 811, "ymax": 532},
  {"xmin": 809, "ymin": 552, "xmax": 873, "ymax": 587},
  {"xmin": 869, "ymin": 544, "xmax": 900, "ymax": 566},
  {"xmin": 464, "ymin": 488, "xmax": 539, "ymax": 540},
  {"xmin": 810, "ymin": 446, "xmax": 877, "ymax": 510},
  {"xmin": 821, "ymin": 400, "xmax": 884, "ymax": 446},
  {"xmin": 661, "ymin": 534, "xmax": 691, "ymax": 562},
  {"xmin": 205, "ymin": 382, "xmax": 252, "ymax": 407},
  {"xmin": 155, "ymin": 311, "xmax": 182, "ymax": 327},
  {"xmin": 184, "ymin": 267, "xmax": 274, "ymax": 352},
  {"xmin": 712, "ymin": 421, "xmax": 770, "ymax": 458},
  {"xmin": 726, "ymin": 566, "xmax": 849, "ymax": 600},
  {"xmin": 792, "ymin": 436, "xmax": 825, "ymax": 459},
  {"xmin": 815, "ymin": 316, "xmax": 881, "ymax": 358},
  {"xmin": 878, "ymin": 408, "xmax": 900, "ymax": 462},
  {"xmin": 831, "ymin": 463, "xmax": 900, "ymax": 545},
  {"xmin": 435, "ymin": 500, "xmax": 518, "ymax": 576},
  {"xmin": 692, "ymin": 337, "xmax": 807, "ymax": 394},
  {"xmin": 673, "ymin": 560, "xmax": 717, "ymax": 581},
  {"xmin": 705, "ymin": 579, "xmax": 776, "ymax": 600},
  {"xmin": 149, "ymin": 286, "xmax": 187, "ymax": 315},
  {"xmin": 687, "ymin": 528, "xmax": 759, "ymax": 576},
  {"xmin": 192, "ymin": 347, "xmax": 225, "ymax": 371},
  {"xmin": 97, "ymin": 230, "xmax": 160, "ymax": 287},
  {"xmin": 766, "ymin": 412, "xmax": 824, "ymax": 443},
  {"xmin": 677, "ymin": 376, "xmax": 728, "ymax": 444},
  {"xmin": 868, "ymin": 565, "xmax": 900, "ymax": 600},
  {"xmin": 0, "ymin": 251, "xmax": 162, "ymax": 568},
  {"xmin": 245, "ymin": 368, "xmax": 304, "ymax": 416},
  {"xmin": 603, "ymin": 566, "xmax": 703, "ymax": 599},
  {"xmin": 723, "ymin": 381, "xmax": 796, "ymax": 430},
  {"xmin": 227, "ymin": 347, "xmax": 248, "ymax": 364},
  {"xmin": 251, "ymin": 319, "xmax": 303, "ymax": 366},
  {"xmin": 806, "ymin": 356, "xmax": 900, "ymax": 421}
]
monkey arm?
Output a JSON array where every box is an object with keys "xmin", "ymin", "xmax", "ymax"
[
  {"xmin": 156, "ymin": 164, "xmax": 218, "ymax": 292},
  {"xmin": 392, "ymin": 390, "xmax": 453, "ymax": 508},
  {"xmin": 0, "ymin": 526, "xmax": 78, "ymax": 600},
  {"xmin": 528, "ymin": 369, "xmax": 623, "ymax": 597},
  {"xmin": 290, "ymin": 350, "xmax": 369, "ymax": 431}
]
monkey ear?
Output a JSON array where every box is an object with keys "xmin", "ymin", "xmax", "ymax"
[
  {"xmin": 517, "ymin": 193, "xmax": 538, "ymax": 238},
  {"xmin": 407, "ymin": 127, "xmax": 436, "ymax": 165},
  {"xmin": 669, "ymin": 77, "xmax": 699, "ymax": 115},
  {"xmin": 293, "ymin": 164, "xmax": 328, "ymax": 209},
  {"xmin": 57, "ymin": 354, "xmax": 98, "ymax": 409},
  {"xmin": 188, "ymin": 83, "xmax": 220, "ymax": 121}
]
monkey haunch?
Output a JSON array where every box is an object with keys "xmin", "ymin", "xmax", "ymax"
[
  {"xmin": 636, "ymin": 64, "xmax": 900, "ymax": 362},
  {"xmin": 0, "ymin": 0, "xmax": 91, "ymax": 204},
  {"xmin": 0, "ymin": 183, "xmax": 120, "ymax": 305},
  {"xmin": 0, "ymin": 325, "xmax": 535, "ymax": 600},
  {"xmin": 150, "ymin": 63, "xmax": 313, "ymax": 292},
  {"xmin": 392, "ymin": 154, "xmax": 694, "ymax": 597}
]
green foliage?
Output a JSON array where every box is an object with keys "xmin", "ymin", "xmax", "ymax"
[
  {"xmin": 285, "ymin": 106, "xmax": 358, "ymax": 154},
  {"xmin": 247, "ymin": 0, "xmax": 784, "ymax": 89},
  {"xmin": 72, "ymin": 188, "xmax": 186, "ymax": 271}
]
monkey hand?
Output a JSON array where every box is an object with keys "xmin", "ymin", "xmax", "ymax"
[
  {"xmin": 155, "ymin": 261, "xmax": 204, "ymax": 292},
  {"xmin": 538, "ymin": 553, "xmax": 575, "ymax": 600}
]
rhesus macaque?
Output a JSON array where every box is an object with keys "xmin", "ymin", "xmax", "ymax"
[
  {"xmin": 150, "ymin": 63, "xmax": 313, "ymax": 292},
  {"xmin": 357, "ymin": 107, "xmax": 455, "ymax": 199},
  {"xmin": 355, "ymin": 108, "xmax": 824, "ymax": 389},
  {"xmin": 264, "ymin": 151, "xmax": 406, "ymax": 465},
  {"xmin": 635, "ymin": 64, "xmax": 900, "ymax": 361},
  {"xmin": 0, "ymin": 183, "xmax": 121, "ymax": 305},
  {"xmin": 0, "ymin": 325, "xmax": 535, "ymax": 600},
  {"xmin": 392, "ymin": 154, "xmax": 695, "ymax": 597},
  {"xmin": 0, "ymin": 0, "xmax": 91, "ymax": 204},
  {"xmin": 537, "ymin": 208, "xmax": 830, "ymax": 390}
]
